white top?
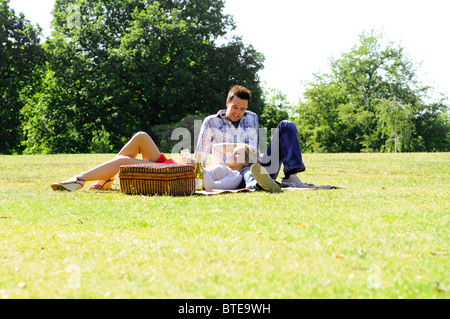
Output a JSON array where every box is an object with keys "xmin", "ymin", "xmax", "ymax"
[{"xmin": 203, "ymin": 164, "xmax": 243, "ymax": 191}]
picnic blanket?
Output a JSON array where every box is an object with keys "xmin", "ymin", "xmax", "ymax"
[{"xmin": 195, "ymin": 184, "xmax": 340, "ymax": 195}]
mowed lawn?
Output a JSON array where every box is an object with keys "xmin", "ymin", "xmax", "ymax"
[{"xmin": 0, "ymin": 152, "xmax": 448, "ymax": 299}]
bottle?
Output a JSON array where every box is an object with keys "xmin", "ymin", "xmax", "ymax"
[{"xmin": 195, "ymin": 153, "xmax": 204, "ymax": 191}]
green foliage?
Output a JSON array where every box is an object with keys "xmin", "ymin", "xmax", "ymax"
[
  {"xmin": 293, "ymin": 79, "xmax": 350, "ymax": 152},
  {"xmin": 89, "ymin": 125, "xmax": 114, "ymax": 153},
  {"xmin": 20, "ymin": 0, "xmax": 265, "ymax": 154},
  {"xmin": 412, "ymin": 97, "xmax": 450, "ymax": 152},
  {"xmin": 259, "ymin": 88, "xmax": 290, "ymax": 139},
  {"xmin": 0, "ymin": 0, "xmax": 44, "ymax": 154},
  {"xmin": 376, "ymin": 97, "xmax": 414, "ymax": 152},
  {"xmin": 292, "ymin": 30, "xmax": 450, "ymax": 152},
  {"xmin": 151, "ymin": 113, "xmax": 204, "ymax": 153}
]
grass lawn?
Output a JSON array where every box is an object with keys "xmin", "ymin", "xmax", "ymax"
[{"xmin": 0, "ymin": 152, "xmax": 448, "ymax": 299}]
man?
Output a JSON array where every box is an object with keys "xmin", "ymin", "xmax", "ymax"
[{"xmin": 193, "ymin": 85, "xmax": 307, "ymax": 192}]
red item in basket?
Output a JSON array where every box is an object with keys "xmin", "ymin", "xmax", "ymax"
[{"xmin": 155, "ymin": 153, "xmax": 178, "ymax": 164}]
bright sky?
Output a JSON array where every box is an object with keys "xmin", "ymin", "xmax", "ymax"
[{"xmin": 9, "ymin": 0, "xmax": 450, "ymax": 104}]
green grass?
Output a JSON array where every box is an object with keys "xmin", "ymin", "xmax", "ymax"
[{"xmin": 0, "ymin": 153, "xmax": 448, "ymax": 299}]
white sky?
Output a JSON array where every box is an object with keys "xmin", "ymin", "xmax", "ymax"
[{"xmin": 9, "ymin": 0, "xmax": 450, "ymax": 104}]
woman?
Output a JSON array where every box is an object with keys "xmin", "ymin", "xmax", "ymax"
[
  {"xmin": 51, "ymin": 132, "xmax": 257, "ymax": 192},
  {"xmin": 52, "ymin": 132, "xmax": 174, "ymax": 191},
  {"xmin": 200, "ymin": 143, "xmax": 258, "ymax": 191}
]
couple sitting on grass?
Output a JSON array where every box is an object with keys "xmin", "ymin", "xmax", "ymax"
[{"xmin": 52, "ymin": 85, "xmax": 310, "ymax": 193}]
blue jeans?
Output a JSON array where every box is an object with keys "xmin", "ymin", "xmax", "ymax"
[{"xmin": 241, "ymin": 120, "xmax": 305, "ymax": 189}]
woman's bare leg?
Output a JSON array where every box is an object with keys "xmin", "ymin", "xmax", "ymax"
[
  {"xmin": 56, "ymin": 132, "xmax": 161, "ymax": 190},
  {"xmin": 89, "ymin": 132, "xmax": 161, "ymax": 189},
  {"xmin": 117, "ymin": 131, "xmax": 160, "ymax": 161},
  {"xmin": 76, "ymin": 156, "xmax": 154, "ymax": 182},
  {"xmin": 88, "ymin": 132, "xmax": 161, "ymax": 189}
]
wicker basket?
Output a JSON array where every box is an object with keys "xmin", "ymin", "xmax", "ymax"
[{"xmin": 119, "ymin": 163, "xmax": 195, "ymax": 196}]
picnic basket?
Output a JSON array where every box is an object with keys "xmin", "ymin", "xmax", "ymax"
[{"xmin": 119, "ymin": 163, "xmax": 195, "ymax": 196}]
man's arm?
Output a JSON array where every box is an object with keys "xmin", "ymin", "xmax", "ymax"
[
  {"xmin": 193, "ymin": 116, "xmax": 216, "ymax": 165},
  {"xmin": 247, "ymin": 112, "xmax": 260, "ymax": 153}
]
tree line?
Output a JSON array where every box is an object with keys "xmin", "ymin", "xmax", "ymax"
[
  {"xmin": 1, "ymin": 0, "xmax": 448, "ymax": 155},
  {"xmin": 292, "ymin": 30, "xmax": 449, "ymax": 153}
]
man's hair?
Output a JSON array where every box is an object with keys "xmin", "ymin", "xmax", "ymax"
[{"xmin": 227, "ymin": 85, "xmax": 252, "ymax": 103}]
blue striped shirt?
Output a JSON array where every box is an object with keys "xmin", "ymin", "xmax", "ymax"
[{"xmin": 194, "ymin": 109, "xmax": 259, "ymax": 165}]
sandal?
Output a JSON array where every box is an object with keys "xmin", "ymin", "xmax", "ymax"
[
  {"xmin": 51, "ymin": 177, "xmax": 85, "ymax": 192},
  {"xmin": 89, "ymin": 179, "xmax": 114, "ymax": 190}
]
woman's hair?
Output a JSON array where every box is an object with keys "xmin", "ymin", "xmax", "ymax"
[
  {"xmin": 227, "ymin": 85, "xmax": 252, "ymax": 103},
  {"xmin": 235, "ymin": 144, "xmax": 259, "ymax": 172}
]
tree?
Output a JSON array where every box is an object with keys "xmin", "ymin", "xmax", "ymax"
[
  {"xmin": 292, "ymin": 30, "xmax": 449, "ymax": 152},
  {"xmin": 0, "ymin": 0, "xmax": 44, "ymax": 154},
  {"xmin": 21, "ymin": 0, "xmax": 265, "ymax": 153},
  {"xmin": 412, "ymin": 96, "xmax": 450, "ymax": 152},
  {"xmin": 376, "ymin": 97, "xmax": 414, "ymax": 152},
  {"xmin": 259, "ymin": 87, "xmax": 289, "ymax": 143}
]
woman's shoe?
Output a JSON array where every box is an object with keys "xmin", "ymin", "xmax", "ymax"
[
  {"xmin": 89, "ymin": 179, "xmax": 114, "ymax": 190},
  {"xmin": 51, "ymin": 177, "xmax": 85, "ymax": 192}
]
